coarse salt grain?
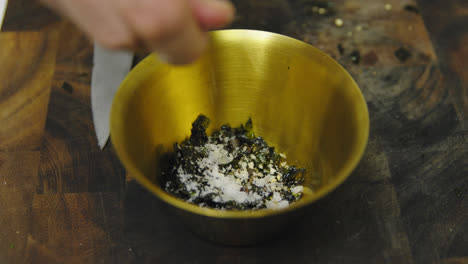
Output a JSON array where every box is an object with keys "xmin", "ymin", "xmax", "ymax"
[
  {"xmin": 169, "ymin": 123, "xmax": 305, "ymax": 210},
  {"xmin": 266, "ymin": 200, "xmax": 289, "ymax": 210},
  {"xmin": 272, "ymin": 192, "xmax": 282, "ymax": 202},
  {"xmin": 291, "ymin": 186, "xmax": 304, "ymax": 194}
]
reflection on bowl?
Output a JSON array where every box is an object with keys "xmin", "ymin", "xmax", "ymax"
[{"xmin": 111, "ymin": 29, "xmax": 369, "ymax": 245}]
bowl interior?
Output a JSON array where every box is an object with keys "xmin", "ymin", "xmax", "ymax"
[{"xmin": 111, "ymin": 30, "xmax": 369, "ymax": 218}]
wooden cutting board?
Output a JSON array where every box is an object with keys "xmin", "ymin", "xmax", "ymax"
[{"xmin": 0, "ymin": 0, "xmax": 466, "ymax": 263}]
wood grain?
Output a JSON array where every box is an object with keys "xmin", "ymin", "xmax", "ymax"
[
  {"xmin": 0, "ymin": 28, "xmax": 59, "ymax": 263},
  {"xmin": 31, "ymin": 192, "xmax": 122, "ymax": 263},
  {"xmin": 0, "ymin": 152, "xmax": 39, "ymax": 264},
  {"xmin": 231, "ymin": 0, "xmax": 436, "ymax": 67},
  {"xmin": 1, "ymin": 0, "xmax": 59, "ymax": 32},
  {"xmin": 418, "ymin": 0, "xmax": 468, "ymax": 128},
  {"xmin": 0, "ymin": 30, "xmax": 59, "ymax": 151},
  {"xmin": 24, "ymin": 236, "xmax": 63, "ymax": 264},
  {"xmin": 37, "ymin": 22, "xmax": 126, "ymax": 194}
]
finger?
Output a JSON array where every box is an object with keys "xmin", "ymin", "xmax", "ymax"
[
  {"xmin": 41, "ymin": 0, "xmax": 137, "ymax": 50},
  {"xmin": 189, "ymin": 0, "xmax": 236, "ymax": 30},
  {"xmin": 118, "ymin": 0, "xmax": 207, "ymax": 64}
]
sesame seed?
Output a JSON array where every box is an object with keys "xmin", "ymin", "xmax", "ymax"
[{"xmin": 335, "ymin": 18, "xmax": 344, "ymax": 27}]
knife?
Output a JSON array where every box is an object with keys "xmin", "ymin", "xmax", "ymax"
[
  {"xmin": 0, "ymin": 0, "xmax": 7, "ymax": 30},
  {"xmin": 91, "ymin": 43, "xmax": 133, "ymax": 149}
]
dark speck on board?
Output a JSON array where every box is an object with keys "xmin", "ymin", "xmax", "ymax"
[
  {"xmin": 62, "ymin": 82, "xmax": 73, "ymax": 94},
  {"xmin": 404, "ymin": 4, "xmax": 420, "ymax": 14},
  {"xmin": 337, "ymin": 43, "xmax": 345, "ymax": 55},
  {"xmin": 454, "ymin": 187, "xmax": 464, "ymax": 198},
  {"xmin": 350, "ymin": 50, "xmax": 360, "ymax": 64},
  {"xmin": 395, "ymin": 47, "xmax": 412, "ymax": 62},
  {"xmin": 297, "ymin": 0, "xmax": 337, "ymax": 16}
]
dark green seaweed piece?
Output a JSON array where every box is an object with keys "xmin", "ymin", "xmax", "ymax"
[
  {"xmin": 189, "ymin": 115, "xmax": 210, "ymax": 146},
  {"xmin": 162, "ymin": 114, "xmax": 306, "ymax": 210},
  {"xmin": 282, "ymin": 166, "xmax": 306, "ymax": 187}
]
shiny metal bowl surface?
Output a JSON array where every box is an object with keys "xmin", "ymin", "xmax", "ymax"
[{"xmin": 111, "ymin": 29, "xmax": 369, "ymax": 245}]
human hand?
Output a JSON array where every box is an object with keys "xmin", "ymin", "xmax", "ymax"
[{"xmin": 41, "ymin": 0, "xmax": 235, "ymax": 64}]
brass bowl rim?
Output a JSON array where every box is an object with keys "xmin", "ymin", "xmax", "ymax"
[{"xmin": 111, "ymin": 29, "xmax": 370, "ymax": 219}]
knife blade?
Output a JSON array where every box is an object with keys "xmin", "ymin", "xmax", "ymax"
[
  {"xmin": 0, "ymin": 0, "xmax": 7, "ymax": 30},
  {"xmin": 91, "ymin": 43, "xmax": 133, "ymax": 149}
]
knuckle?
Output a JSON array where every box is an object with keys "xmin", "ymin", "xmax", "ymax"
[{"xmin": 126, "ymin": 1, "xmax": 188, "ymax": 42}]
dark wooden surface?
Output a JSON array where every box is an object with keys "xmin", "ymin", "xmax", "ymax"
[{"xmin": 1, "ymin": 0, "xmax": 467, "ymax": 263}]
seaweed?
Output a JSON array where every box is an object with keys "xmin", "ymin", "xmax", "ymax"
[
  {"xmin": 162, "ymin": 114, "xmax": 306, "ymax": 210},
  {"xmin": 189, "ymin": 114, "xmax": 210, "ymax": 146}
]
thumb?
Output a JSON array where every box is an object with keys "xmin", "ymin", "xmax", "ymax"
[
  {"xmin": 119, "ymin": 0, "xmax": 208, "ymax": 65},
  {"xmin": 190, "ymin": 0, "xmax": 236, "ymax": 30}
]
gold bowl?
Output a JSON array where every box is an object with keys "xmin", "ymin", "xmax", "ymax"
[{"xmin": 111, "ymin": 30, "xmax": 369, "ymax": 245}]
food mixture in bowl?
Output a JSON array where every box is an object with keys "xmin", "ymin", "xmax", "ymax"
[{"xmin": 162, "ymin": 115, "xmax": 305, "ymax": 210}]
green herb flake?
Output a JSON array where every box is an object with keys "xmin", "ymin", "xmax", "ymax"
[{"xmin": 162, "ymin": 114, "xmax": 306, "ymax": 210}]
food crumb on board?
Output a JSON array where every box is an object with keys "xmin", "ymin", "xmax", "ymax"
[
  {"xmin": 334, "ymin": 18, "xmax": 344, "ymax": 27},
  {"xmin": 350, "ymin": 50, "xmax": 361, "ymax": 64},
  {"xmin": 163, "ymin": 115, "xmax": 306, "ymax": 210},
  {"xmin": 384, "ymin": 3, "xmax": 393, "ymax": 11}
]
